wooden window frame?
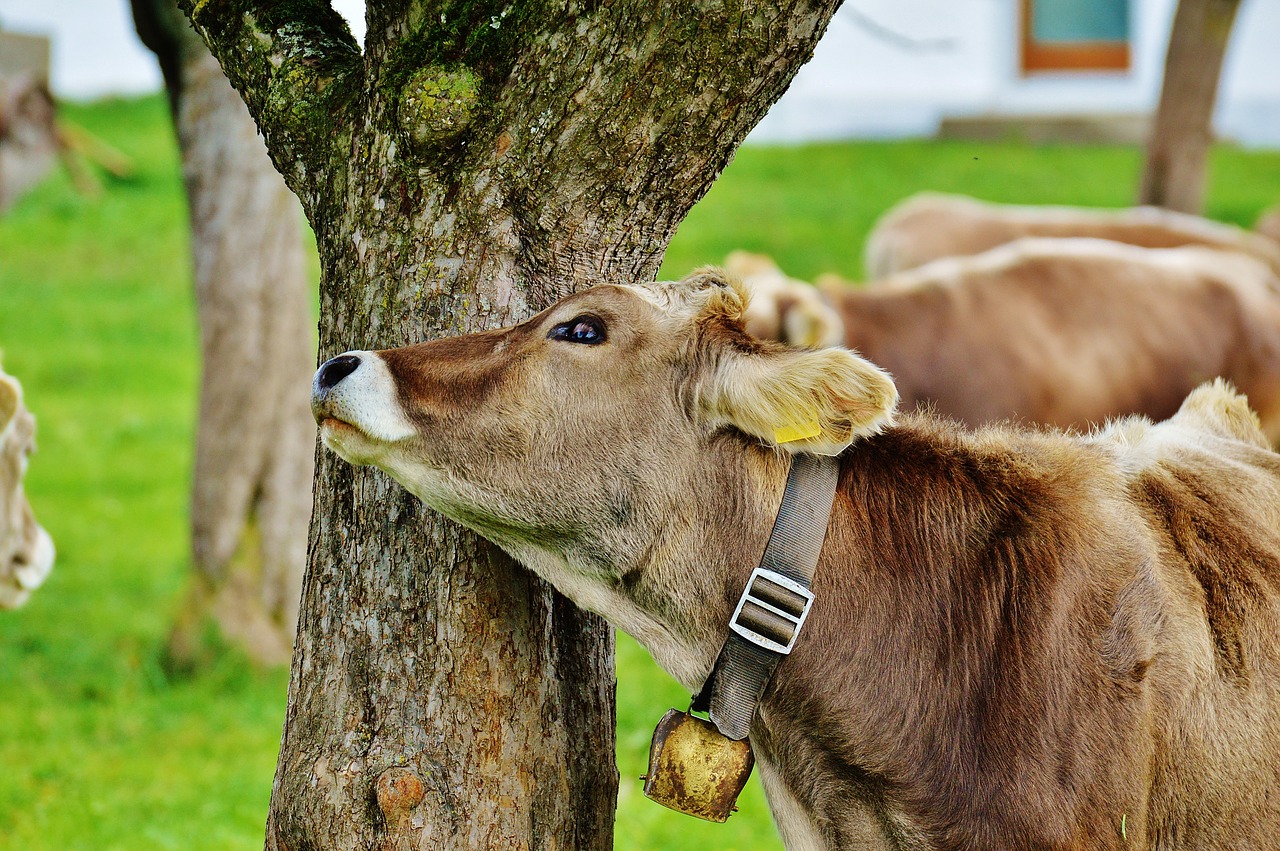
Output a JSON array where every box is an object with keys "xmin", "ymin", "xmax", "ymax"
[{"xmin": 1020, "ymin": 0, "xmax": 1131, "ymax": 74}]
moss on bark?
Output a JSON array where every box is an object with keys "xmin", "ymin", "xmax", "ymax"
[{"xmin": 398, "ymin": 65, "xmax": 481, "ymax": 150}]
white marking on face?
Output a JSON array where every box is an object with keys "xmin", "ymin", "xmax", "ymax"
[{"xmin": 313, "ymin": 351, "xmax": 417, "ymax": 443}]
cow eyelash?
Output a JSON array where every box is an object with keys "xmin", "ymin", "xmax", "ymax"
[{"xmin": 548, "ymin": 315, "xmax": 607, "ymax": 345}]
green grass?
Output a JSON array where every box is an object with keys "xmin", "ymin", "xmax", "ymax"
[
  {"xmin": 659, "ymin": 138, "xmax": 1280, "ymax": 282},
  {"xmin": 0, "ymin": 95, "xmax": 290, "ymax": 851},
  {"xmin": 1, "ymin": 93, "xmax": 1277, "ymax": 850}
]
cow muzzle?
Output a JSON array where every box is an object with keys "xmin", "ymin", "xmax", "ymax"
[{"xmin": 311, "ymin": 351, "xmax": 418, "ymax": 453}]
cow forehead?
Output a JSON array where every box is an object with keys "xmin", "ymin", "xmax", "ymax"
[
  {"xmin": 373, "ymin": 275, "xmax": 743, "ymax": 381},
  {"xmin": 620, "ymin": 277, "xmax": 735, "ymax": 320},
  {"xmin": 554, "ymin": 281, "xmax": 686, "ymax": 319},
  {"xmin": 373, "ymin": 283, "xmax": 700, "ymax": 393},
  {"xmin": 537, "ymin": 279, "xmax": 731, "ymax": 331},
  {"xmin": 549, "ymin": 283, "xmax": 654, "ymax": 316}
]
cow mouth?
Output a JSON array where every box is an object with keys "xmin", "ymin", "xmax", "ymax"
[
  {"xmin": 319, "ymin": 415, "xmax": 356, "ymax": 432},
  {"xmin": 316, "ymin": 414, "xmax": 391, "ymax": 468},
  {"xmin": 312, "ymin": 400, "xmax": 364, "ymax": 434},
  {"xmin": 318, "ymin": 416, "xmax": 372, "ymax": 447}
]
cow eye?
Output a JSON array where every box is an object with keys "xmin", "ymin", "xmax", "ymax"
[{"xmin": 548, "ymin": 315, "xmax": 606, "ymax": 345}]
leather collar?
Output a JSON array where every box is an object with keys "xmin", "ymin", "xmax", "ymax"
[{"xmin": 692, "ymin": 453, "xmax": 840, "ymax": 740}]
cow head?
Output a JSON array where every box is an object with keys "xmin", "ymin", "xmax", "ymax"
[
  {"xmin": 311, "ymin": 269, "xmax": 895, "ymax": 584},
  {"xmin": 0, "ymin": 366, "xmax": 55, "ymax": 609}
]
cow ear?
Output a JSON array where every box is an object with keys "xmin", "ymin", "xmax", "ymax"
[
  {"xmin": 0, "ymin": 376, "xmax": 19, "ymax": 433},
  {"xmin": 703, "ymin": 344, "xmax": 897, "ymax": 455}
]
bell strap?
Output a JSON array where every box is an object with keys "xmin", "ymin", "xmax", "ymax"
[{"xmin": 692, "ymin": 453, "xmax": 840, "ymax": 740}]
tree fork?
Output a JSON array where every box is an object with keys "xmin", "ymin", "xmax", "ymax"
[{"xmin": 184, "ymin": 1, "xmax": 843, "ymax": 846}]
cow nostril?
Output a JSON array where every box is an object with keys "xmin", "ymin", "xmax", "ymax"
[{"xmin": 316, "ymin": 354, "xmax": 362, "ymax": 391}]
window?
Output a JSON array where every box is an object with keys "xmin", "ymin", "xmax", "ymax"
[{"xmin": 1021, "ymin": 0, "xmax": 1131, "ymax": 73}]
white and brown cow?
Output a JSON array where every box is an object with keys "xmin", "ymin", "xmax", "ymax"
[
  {"xmin": 313, "ymin": 270, "xmax": 1280, "ymax": 849},
  {"xmin": 1, "ymin": 363, "xmax": 54, "ymax": 608},
  {"xmin": 865, "ymin": 192, "xmax": 1280, "ymax": 278},
  {"xmin": 738, "ymin": 240, "xmax": 1280, "ymax": 441}
]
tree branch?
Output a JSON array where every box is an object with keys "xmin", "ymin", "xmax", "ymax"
[
  {"xmin": 493, "ymin": 1, "xmax": 845, "ymax": 289},
  {"xmin": 178, "ymin": 0, "xmax": 362, "ymax": 214},
  {"xmin": 838, "ymin": 5, "xmax": 957, "ymax": 53}
]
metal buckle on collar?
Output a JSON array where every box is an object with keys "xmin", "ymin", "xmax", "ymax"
[{"xmin": 728, "ymin": 567, "xmax": 814, "ymax": 655}]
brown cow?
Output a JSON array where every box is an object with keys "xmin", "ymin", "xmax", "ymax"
[
  {"xmin": 865, "ymin": 192, "xmax": 1280, "ymax": 278},
  {"xmin": 1, "ymin": 363, "xmax": 54, "ymax": 608},
  {"xmin": 312, "ymin": 270, "xmax": 1280, "ymax": 849},
  {"xmin": 738, "ymin": 240, "xmax": 1280, "ymax": 441}
]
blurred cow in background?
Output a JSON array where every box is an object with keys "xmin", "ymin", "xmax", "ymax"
[
  {"xmin": 0, "ymin": 74, "xmax": 58, "ymax": 214},
  {"xmin": 1, "ymin": 363, "xmax": 54, "ymax": 608},
  {"xmin": 1258, "ymin": 204, "xmax": 1280, "ymax": 247},
  {"xmin": 865, "ymin": 192, "xmax": 1280, "ymax": 279},
  {"xmin": 725, "ymin": 250, "xmax": 843, "ymax": 349},
  {"xmin": 731, "ymin": 240, "xmax": 1280, "ymax": 440}
]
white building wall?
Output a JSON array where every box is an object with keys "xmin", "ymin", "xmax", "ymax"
[
  {"xmin": 1, "ymin": 0, "xmax": 1275, "ymax": 147},
  {"xmin": 751, "ymin": 0, "xmax": 1280, "ymax": 147},
  {"xmin": 1217, "ymin": 0, "xmax": 1280, "ymax": 145},
  {"xmin": 0, "ymin": 0, "xmax": 366, "ymax": 97},
  {"xmin": 989, "ymin": 0, "xmax": 1175, "ymax": 115},
  {"xmin": 0, "ymin": 0, "xmax": 159, "ymax": 97},
  {"xmin": 754, "ymin": 0, "xmax": 1004, "ymax": 140}
]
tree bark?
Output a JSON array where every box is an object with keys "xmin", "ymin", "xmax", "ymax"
[
  {"xmin": 132, "ymin": 0, "xmax": 316, "ymax": 667},
  {"xmin": 1138, "ymin": 0, "xmax": 1242, "ymax": 214},
  {"xmin": 180, "ymin": 1, "xmax": 843, "ymax": 846}
]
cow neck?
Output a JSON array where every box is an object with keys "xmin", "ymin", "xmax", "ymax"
[{"xmin": 692, "ymin": 452, "xmax": 841, "ymax": 741}]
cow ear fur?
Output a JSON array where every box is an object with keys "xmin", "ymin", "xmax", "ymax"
[
  {"xmin": 704, "ymin": 345, "xmax": 898, "ymax": 456},
  {"xmin": 0, "ymin": 376, "xmax": 19, "ymax": 433}
]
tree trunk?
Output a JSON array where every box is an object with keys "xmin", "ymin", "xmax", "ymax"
[
  {"xmin": 181, "ymin": 1, "xmax": 843, "ymax": 846},
  {"xmin": 132, "ymin": 0, "xmax": 316, "ymax": 667},
  {"xmin": 1138, "ymin": 0, "xmax": 1242, "ymax": 214}
]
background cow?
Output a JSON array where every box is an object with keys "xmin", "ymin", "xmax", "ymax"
[
  {"xmin": 734, "ymin": 241, "xmax": 1280, "ymax": 440},
  {"xmin": 725, "ymin": 250, "xmax": 843, "ymax": 349},
  {"xmin": 1, "ymin": 362, "xmax": 54, "ymax": 608},
  {"xmin": 864, "ymin": 192, "xmax": 1280, "ymax": 278},
  {"xmin": 311, "ymin": 270, "xmax": 1280, "ymax": 848},
  {"xmin": 1258, "ymin": 203, "xmax": 1280, "ymax": 246},
  {"xmin": 0, "ymin": 75, "xmax": 59, "ymax": 214}
]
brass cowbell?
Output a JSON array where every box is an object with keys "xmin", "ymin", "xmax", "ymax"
[{"xmin": 641, "ymin": 708, "xmax": 755, "ymax": 822}]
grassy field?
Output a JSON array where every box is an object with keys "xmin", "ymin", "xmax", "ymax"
[{"xmin": 0, "ymin": 94, "xmax": 1277, "ymax": 850}]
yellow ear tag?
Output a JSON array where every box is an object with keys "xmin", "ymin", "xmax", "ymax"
[{"xmin": 773, "ymin": 420, "xmax": 822, "ymax": 444}]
